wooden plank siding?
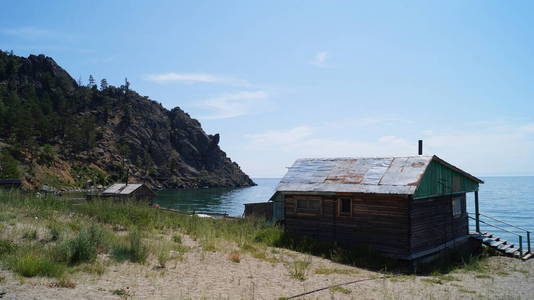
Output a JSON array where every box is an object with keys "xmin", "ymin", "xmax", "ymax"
[
  {"xmin": 409, "ymin": 193, "xmax": 468, "ymax": 253},
  {"xmin": 284, "ymin": 193, "xmax": 411, "ymax": 258}
]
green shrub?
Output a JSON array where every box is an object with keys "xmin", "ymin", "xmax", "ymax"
[
  {"xmin": 111, "ymin": 229, "xmax": 148, "ymax": 263},
  {"xmin": 9, "ymin": 253, "xmax": 65, "ymax": 278},
  {"xmin": 111, "ymin": 244, "xmax": 131, "ymax": 262},
  {"xmin": 129, "ymin": 229, "xmax": 148, "ymax": 263},
  {"xmin": 172, "ymin": 234, "xmax": 182, "ymax": 244},
  {"xmin": 0, "ymin": 212, "xmax": 16, "ymax": 222},
  {"xmin": 56, "ymin": 225, "xmax": 106, "ymax": 265},
  {"xmin": 157, "ymin": 246, "xmax": 170, "ymax": 268},
  {"xmin": 254, "ymin": 226, "xmax": 283, "ymax": 245},
  {"xmin": 48, "ymin": 222, "xmax": 62, "ymax": 241},
  {"xmin": 0, "ymin": 239, "xmax": 17, "ymax": 255}
]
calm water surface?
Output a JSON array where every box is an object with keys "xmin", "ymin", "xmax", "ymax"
[
  {"xmin": 156, "ymin": 176, "xmax": 534, "ymax": 247},
  {"xmin": 155, "ymin": 178, "xmax": 279, "ymax": 216},
  {"xmin": 467, "ymin": 176, "xmax": 534, "ymax": 247}
]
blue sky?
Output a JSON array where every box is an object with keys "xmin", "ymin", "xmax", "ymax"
[{"xmin": 1, "ymin": 1, "xmax": 534, "ymax": 177}]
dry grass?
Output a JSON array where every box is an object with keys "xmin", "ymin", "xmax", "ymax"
[
  {"xmin": 48, "ymin": 279, "xmax": 76, "ymax": 289},
  {"xmin": 314, "ymin": 267, "xmax": 359, "ymax": 275},
  {"xmin": 229, "ymin": 252, "xmax": 241, "ymax": 263},
  {"xmin": 329, "ymin": 285, "xmax": 352, "ymax": 294}
]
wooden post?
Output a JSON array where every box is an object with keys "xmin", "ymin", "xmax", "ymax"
[
  {"xmin": 474, "ymin": 191, "xmax": 480, "ymax": 233},
  {"xmin": 527, "ymin": 231, "xmax": 531, "ymax": 253}
]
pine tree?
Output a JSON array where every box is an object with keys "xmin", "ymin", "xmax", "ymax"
[
  {"xmin": 100, "ymin": 78, "xmax": 108, "ymax": 90},
  {"xmin": 0, "ymin": 150, "xmax": 20, "ymax": 179},
  {"xmin": 124, "ymin": 77, "xmax": 130, "ymax": 92},
  {"xmin": 88, "ymin": 75, "xmax": 96, "ymax": 87}
]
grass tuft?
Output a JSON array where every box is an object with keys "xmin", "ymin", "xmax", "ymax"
[
  {"xmin": 329, "ymin": 286, "xmax": 352, "ymax": 294},
  {"xmin": 172, "ymin": 235, "xmax": 182, "ymax": 244},
  {"xmin": 8, "ymin": 253, "xmax": 65, "ymax": 278},
  {"xmin": 287, "ymin": 257, "xmax": 311, "ymax": 281},
  {"xmin": 111, "ymin": 229, "xmax": 148, "ymax": 263},
  {"xmin": 56, "ymin": 225, "xmax": 106, "ymax": 265},
  {"xmin": 22, "ymin": 229, "xmax": 38, "ymax": 240},
  {"xmin": 0, "ymin": 239, "xmax": 17, "ymax": 255},
  {"xmin": 314, "ymin": 267, "xmax": 359, "ymax": 275}
]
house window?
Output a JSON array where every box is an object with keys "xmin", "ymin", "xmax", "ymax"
[
  {"xmin": 452, "ymin": 197, "xmax": 462, "ymax": 217},
  {"xmin": 338, "ymin": 198, "xmax": 352, "ymax": 217},
  {"xmin": 296, "ymin": 199, "xmax": 321, "ymax": 212},
  {"xmin": 452, "ymin": 175, "xmax": 461, "ymax": 193}
]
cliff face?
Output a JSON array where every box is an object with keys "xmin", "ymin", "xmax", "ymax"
[{"xmin": 0, "ymin": 51, "xmax": 255, "ymax": 189}]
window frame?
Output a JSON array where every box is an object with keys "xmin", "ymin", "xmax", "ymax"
[
  {"xmin": 337, "ymin": 198, "xmax": 352, "ymax": 217},
  {"xmin": 452, "ymin": 196, "xmax": 463, "ymax": 217},
  {"xmin": 295, "ymin": 198, "xmax": 322, "ymax": 215}
]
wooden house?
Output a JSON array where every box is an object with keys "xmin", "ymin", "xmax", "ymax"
[
  {"xmin": 0, "ymin": 179, "xmax": 22, "ymax": 189},
  {"xmin": 90, "ymin": 183, "xmax": 155, "ymax": 203},
  {"xmin": 270, "ymin": 155, "xmax": 483, "ymax": 260}
]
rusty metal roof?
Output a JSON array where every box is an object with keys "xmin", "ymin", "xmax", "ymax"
[
  {"xmin": 276, "ymin": 155, "xmax": 481, "ymax": 195},
  {"xmin": 103, "ymin": 183, "xmax": 143, "ymax": 195}
]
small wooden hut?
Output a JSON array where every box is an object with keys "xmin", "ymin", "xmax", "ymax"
[
  {"xmin": 89, "ymin": 183, "xmax": 155, "ymax": 203},
  {"xmin": 270, "ymin": 155, "xmax": 483, "ymax": 260},
  {"xmin": 0, "ymin": 179, "xmax": 22, "ymax": 189}
]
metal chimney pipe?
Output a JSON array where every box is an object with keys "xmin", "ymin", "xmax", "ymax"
[{"xmin": 418, "ymin": 140, "xmax": 423, "ymax": 155}]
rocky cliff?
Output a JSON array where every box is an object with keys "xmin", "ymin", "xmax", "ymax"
[{"xmin": 0, "ymin": 51, "xmax": 255, "ymax": 189}]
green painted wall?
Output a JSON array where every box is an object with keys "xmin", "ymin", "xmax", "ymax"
[
  {"xmin": 413, "ymin": 160, "xmax": 479, "ymax": 199},
  {"xmin": 271, "ymin": 192, "xmax": 285, "ymax": 223}
]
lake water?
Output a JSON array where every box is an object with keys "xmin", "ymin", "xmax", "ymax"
[
  {"xmin": 155, "ymin": 176, "xmax": 534, "ymax": 249},
  {"xmin": 155, "ymin": 178, "xmax": 280, "ymax": 216}
]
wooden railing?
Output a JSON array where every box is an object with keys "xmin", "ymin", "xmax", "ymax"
[{"xmin": 469, "ymin": 213, "xmax": 531, "ymax": 254}]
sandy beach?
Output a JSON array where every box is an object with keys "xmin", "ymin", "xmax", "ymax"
[{"xmin": 1, "ymin": 230, "xmax": 532, "ymax": 300}]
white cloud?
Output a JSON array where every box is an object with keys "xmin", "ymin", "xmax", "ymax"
[
  {"xmin": 242, "ymin": 122, "xmax": 534, "ymax": 177},
  {"xmin": 144, "ymin": 72, "xmax": 249, "ymax": 86},
  {"xmin": 194, "ymin": 91, "xmax": 269, "ymax": 119},
  {"xmin": 310, "ymin": 51, "xmax": 329, "ymax": 67},
  {"xmin": 246, "ymin": 125, "xmax": 414, "ymax": 158},
  {"xmin": 246, "ymin": 126, "xmax": 313, "ymax": 146}
]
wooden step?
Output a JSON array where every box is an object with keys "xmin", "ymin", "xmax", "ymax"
[
  {"xmin": 505, "ymin": 246, "xmax": 518, "ymax": 255},
  {"xmin": 476, "ymin": 231, "xmax": 531, "ymax": 260},
  {"xmin": 482, "ymin": 238, "xmax": 495, "ymax": 244},
  {"xmin": 497, "ymin": 243, "xmax": 514, "ymax": 251},
  {"xmin": 489, "ymin": 240, "xmax": 506, "ymax": 247},
  {"xmin": 482, "ymin": 233, "xmax": 492, "ymax": 238},
  {"xmin": 512, "ymin": 250, "xmax": 526, "ymax": 258}
]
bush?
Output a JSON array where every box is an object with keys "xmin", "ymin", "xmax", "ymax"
[
  {"xmin": 254, "ymin": 226, "xmax": 283, "ymax": 245},
  {"xmin": 129, "ymin": 229, "xmax": 148, "ymax": 263},
  {"xmin": 56, "ymin": 225, "xmax": 105, "ymax": 265},
  {"xmin": 111, "ymin": 229, "xmax": 148, "ymax": 263},
  {"xmin": 0, "ymin": 239, "xmax": 17, "ymax": 255},
  {"xmin": 48, "ymin": 222, "xmax": 62, "ymax": 241},
  {"xmin": 172, "ymin": 234, "xmax": 182, "ymax": 244},
  {"xmin": 9, "ymin": 253, "xmax": 65, "ymax": 278},
  {"xmin": 157, "ymin": 246, "xmax": 170, "ymax": 268}
]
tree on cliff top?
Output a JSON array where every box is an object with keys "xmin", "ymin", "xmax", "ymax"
[{"xmin": 0, "ymin": 150, "xmax": 20, "ymax": 179}]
